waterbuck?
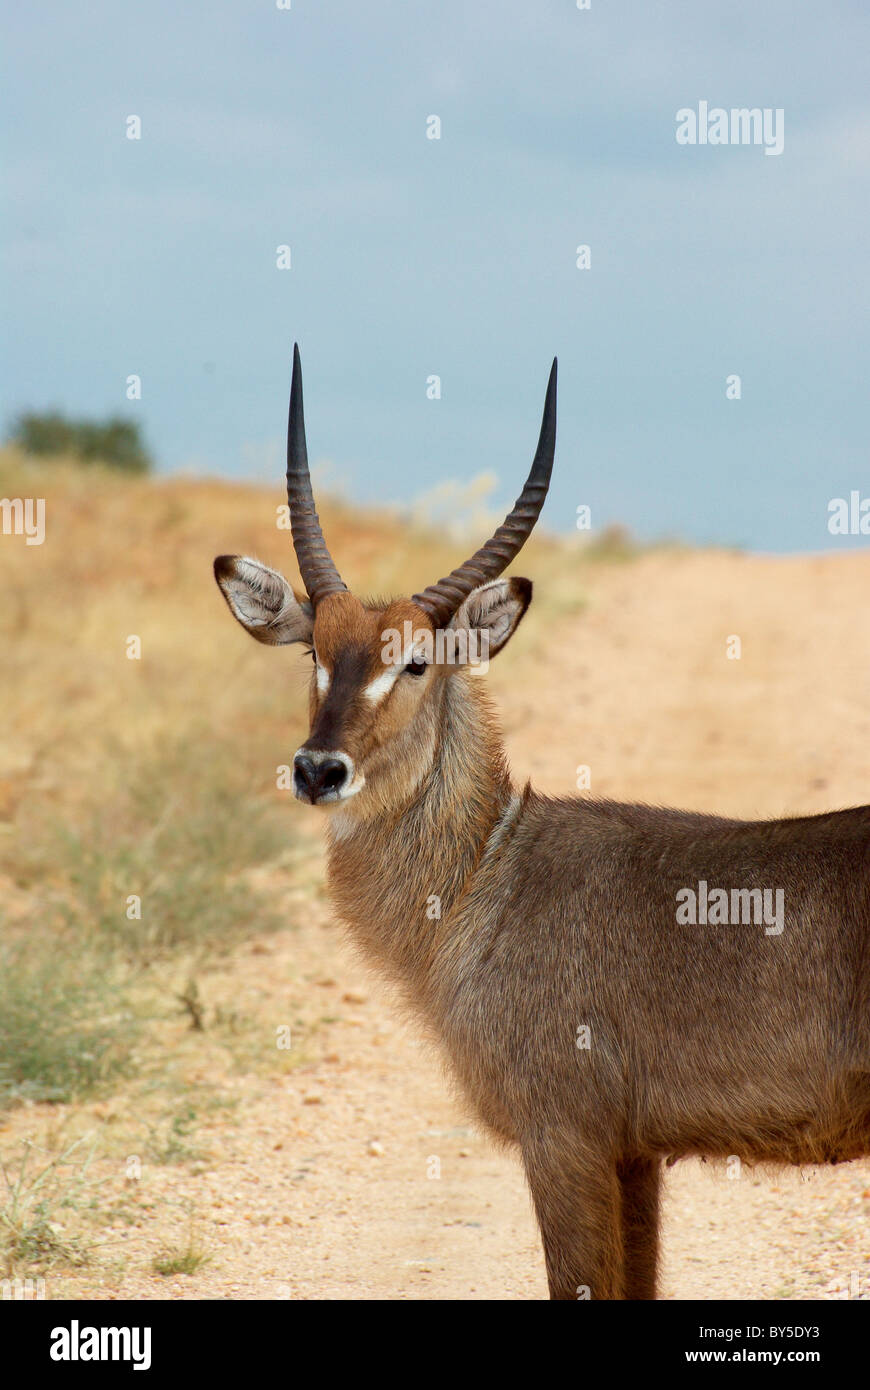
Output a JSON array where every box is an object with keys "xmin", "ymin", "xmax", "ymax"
[{"xmin": 214, "ymin": 347, "xmax": 870, "ymax": 1300}]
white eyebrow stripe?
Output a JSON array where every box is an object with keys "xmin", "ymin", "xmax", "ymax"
[
  {"xmin": 316, "ymin": 662, "xmax": 330, "ymax": 694},
  {"xmin": 363, "ymin": 642, "xmax": 421, "ymax": 704},
  {"xmin": 363, "ymin": 665, "xmax": 401, "ymax": 704}
]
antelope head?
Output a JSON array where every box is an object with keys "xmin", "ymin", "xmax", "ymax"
[{"xmin": 214, "ymin": 346, "xmax": 556, "ymax": 815}]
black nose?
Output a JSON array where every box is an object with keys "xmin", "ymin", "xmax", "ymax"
[{"xmin": 293, "ymin": 753, "xmax": 350, "ymax": 803}]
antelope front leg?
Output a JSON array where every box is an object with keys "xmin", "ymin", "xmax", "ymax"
[
  {"xmin": 522, "ymin": 1139, "xmax": 624, "ymax": 1300},
  {"xmin": 617, "ymin": 1155, "xmax": 661, "ymax": 1299}
]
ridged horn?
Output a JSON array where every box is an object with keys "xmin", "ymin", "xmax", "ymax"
[
  {"xmin": 413, "ymin": 358, "xmax": 557, "ymax": 627},
  {"xmin": 286, "ymin": 344, "xmax": 347, "ymax": 607}
]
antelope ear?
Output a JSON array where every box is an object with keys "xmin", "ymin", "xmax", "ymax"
[
  {"xmin": 213, "ymin": 555, "xmax": 314, "ymax": 645},
  {"xmin": 450, "ymin": 577, "xmax": 532, "ymax": 660}
]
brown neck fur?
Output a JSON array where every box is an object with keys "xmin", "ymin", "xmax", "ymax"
[{"xmin": 326, "ymin": 672, "xmax": 513, "ymax": 1001}]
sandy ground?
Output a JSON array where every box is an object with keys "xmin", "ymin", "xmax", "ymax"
[{"xmin": 4, "ymin": 547, "xmax": 869, "ymax": 1300}]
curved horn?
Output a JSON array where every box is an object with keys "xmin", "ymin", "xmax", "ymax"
[
  {"xmin": 286, "ymin": 344, "xmax": 347, "ymax": 607},
  {"xmin": 413, "ymin": 358, "xmax": 557, "ymax": 627}
]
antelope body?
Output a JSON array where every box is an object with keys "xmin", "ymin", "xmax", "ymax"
[{"xmin": 215, "ymin": 348, "xmax": 870, "ymax": 1300}]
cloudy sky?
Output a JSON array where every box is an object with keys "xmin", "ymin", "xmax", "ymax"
[{"xmin": 3, "ymin": 1, "xmax": 868, "ymax": 549}]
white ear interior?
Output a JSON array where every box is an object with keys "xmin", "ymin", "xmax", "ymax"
[
  {"xmin": 215, "ymin": 556, "xmax": 313, "ymax": 645},
  {"xmin": 451, "ymin": 578, "xmax": 531, "ymax": 658}
]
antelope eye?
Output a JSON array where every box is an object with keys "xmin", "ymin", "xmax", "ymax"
[{"xmin": 404, "ymin": 658, "xmax": 427, "ymax": 677}]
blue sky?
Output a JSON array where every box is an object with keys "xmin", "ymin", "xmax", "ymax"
[{"xmin": 2, "ymin": 0, "xmax": 868, "ymax": 549}]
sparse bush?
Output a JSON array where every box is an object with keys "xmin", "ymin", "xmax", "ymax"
[
  {"xmin": 152, "ymin": 1234, "xmax": 210, "ymax": 1276},
  {"xmin": 0, "ymin": 1135, "xmax": 97, "ymax": 1275},
  {"xmin": 8, "ymin": 412, "xmax": 152, "ymax": 473},
  {"xmin": 0, "ymin": 940, "xmax": 137, "ymax": 1107}
]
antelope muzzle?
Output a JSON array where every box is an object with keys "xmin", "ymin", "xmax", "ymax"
[{"xmin": 292, "ymin": 748, "xmax": 356, "ymax": 805}]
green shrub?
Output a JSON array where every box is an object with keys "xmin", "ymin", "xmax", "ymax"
[{"xmin": 8, "ymin": 412, "xmax": 152, "ymax": 473}]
